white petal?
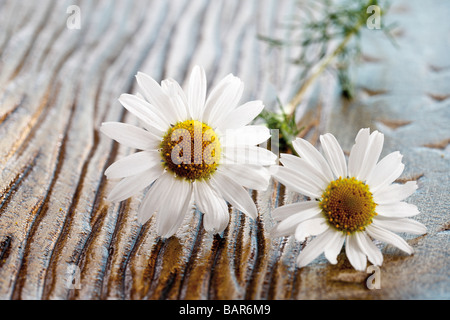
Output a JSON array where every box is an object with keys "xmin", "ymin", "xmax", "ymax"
[
  {"xmin": 156, "ymin": 179, "xmax": 193, "ymax": 238},
  {"xmin": 202, "ymin": 200, "xmax": 230, "ymax": 234},
  {"xmin": 376, "ymin": 202, "xmax": 420, "ymax": 218},
  {"xmin": 137, "ymin": 172, "xmax": 173, "ymax": 225},
  {"xmin": 366, "ymin": 152, "xmax": 405, "ymax": 193},
  {"xmin": 187, "ymin": 65, "xmax": 207, "ymax": 120},
  {"xmin": 324, "ymin": 232, "xmax": 345, "ymax": 264},
  {"xmin": 223, "ymin": 145, "xmax": 277, "ymax": 166},
  {"xmin": 292, "ymin": 138, "xmax": 334, "ymax": 182},
  {"xmin": 366, "ymin": 224, "xmax": 414, "ymax": 255},
  {"xmin": 356, "ymin": 130, "xmax": 384, "ymax": 181},
  {"xmin": 105, "ymin": 151, "xmax": 162, "ymax": 179},
  {"xmin": 373, "ymin": 181, "xmax": 417, "ymax": 205},
  {"xmin": 203, "ymin": 74, "xmax": 244, "ymax": 127},
  {"xmin": 355, "ymin": 232, "xmax": 383, "ymax": 266},
  {"xmin": 215, "ymin": 100, "xmax": 264, "ymax": 131},
  {"xmin": 194, "ymin": 181, "xmax": 230, "ymax": 234},
  {"xmin": 345, "ymin": 234, "xmax": 367, "ymax": 271},
  {"xmin": 276, "ymin": 154, "xmax": 301, "ymax": 171},
  {"xmin": 209, "ymin": 171, "xmax": 257, "ymax": 219},
  {"xmin": 101, "ymin": 122, "xmax": 160, "ymax": 150},
  {"xmin": 296, "ymin": 228, "xmax": 336, "ymax": 268},
  {"xmin": 348, "ymin": 128, "xmax": 370, "ymax": 179},
  {"xmin": 136, "ymin": 72, "xmax": 178, "ymax": 125},
  {"xmin": 320, "ymin": 133, "xmax": 347, "ymax": 179},
  {"xmin": 221, "ymin": 125, "xmax": 271, "ymax": 147},
  {"xmin": 161, "ymin": 78, "xmax": 189, "ymax": 122},
  {"xmin": 270, "ymin": 166, "xmax": 323, "ymax": 199},
  {"xmin": 295, "ymin": 218, "xmax": 328, "ymax": 242},
  {"xmin": 271, "ymin": 201, "xmax": 320, "ymax": 221},
  {"xmin": 270, "ymin": 205, "xmax": 322, "ymax": 237},
  {"xmin": 118, "ymin": 94, "xmax": 167, "ymax": 132},
  {"xmin": 202, "ymin": 74, "xmax": 235, "ymax": 120},
  {"xmin": 219, "ymin": 165, "xmax": 270, "ymax": 191},
  {"xmin": 279, "ymin": 153, "xmax": 330, "ymax": 189},
  {"xmin": 107, "ymin": 166, "xmax": 164, "ymax": 203},
  {"xmin": 372, "ymin": 217, "xmax": 427, "ymax": 235}
]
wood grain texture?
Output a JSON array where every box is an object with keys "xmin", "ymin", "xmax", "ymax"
[{"xmin": 0, "ymin": 0, "xmax": 449, "ymax": 300}]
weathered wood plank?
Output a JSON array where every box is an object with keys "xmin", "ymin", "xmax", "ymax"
[{"xmin": 0, "ymin": 0, "xmax": 448, "ymax": 300}]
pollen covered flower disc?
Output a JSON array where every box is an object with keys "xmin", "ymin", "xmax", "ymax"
[
  {"xmin": 160, "ymin": 120, "xmax": 220, "ymax": 180},
  {"xmin": 270, "ymin": 128, "xmax": 427, "ymax": 271},
  {"xmin": 320, "ymin": 177, "xmax": 377, "ymax": 234},
  {"xmin": 101, "ymin": 66, "xmax": 277, "ymax": 238}
]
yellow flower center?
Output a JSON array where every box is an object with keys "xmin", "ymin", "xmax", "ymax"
[
  {"xmin": 160, "ymin": 120, "xmax": 221, "ymax": 180},
  {"xmin": 319, "ymin": 177, "xmax": 377, "ymax": 235}
]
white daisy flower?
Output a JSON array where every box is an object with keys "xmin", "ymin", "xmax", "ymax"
[
  {"xmin": 270, "ymin": 128, "xmax": 427, "ymax": 271},
  {"xmin": 101, "ymin": 66, "xmax": 276, "ymax": 238}
]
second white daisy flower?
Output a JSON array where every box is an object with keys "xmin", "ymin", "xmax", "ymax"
[
  {"xmin": 101, "ymin": 66, "xmax": 276, "ymax": 238},
  {"xmin": 270, "ymin": 128, "xmax": 427, "ymax": 271}
]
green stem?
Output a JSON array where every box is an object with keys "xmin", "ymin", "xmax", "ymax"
[{"xmin": 286, "ymin": 19, "xmax": 365, "ymax": 114}]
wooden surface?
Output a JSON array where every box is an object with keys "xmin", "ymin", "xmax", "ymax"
[{"xmin": 0, "ymin": 0, "xmax": 449, "ymax": 300}]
